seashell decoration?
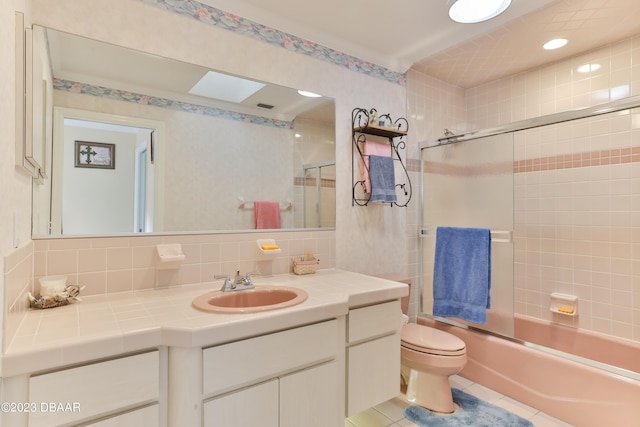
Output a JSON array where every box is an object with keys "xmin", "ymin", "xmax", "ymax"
[{"xmin": 28, "ymin": 284, "xmax": 85, "ymax": 309}]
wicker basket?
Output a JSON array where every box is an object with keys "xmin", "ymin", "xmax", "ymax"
[{"xmin": 292, "ymin": 258, "xmax": 319, "ymax": 275}]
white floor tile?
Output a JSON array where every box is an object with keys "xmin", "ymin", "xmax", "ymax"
[
  {"xmin": 395, "ymin": 418, "xmax": 420, "ymax": 427},
  {"xmin": 529, "ymin": 411, "xmax": 576, "ymax": 427},
  {"xmin": 347, "ymin": 408, "xmax": 395, "ymax": 427},
  {"xmin": 373, "ymin": 397, "xmax": 409, "ymax": 422},
  {"xmin": 493, "ymin": 395, "xmax": 539, "ymax": 420},
  {"xmin": 464, "ymin": 382, "xmax": 504, "ymax": 404},
  {"xmin": 449, "ymin": 374, "xmax": 473, "ymax": 390},
  {"xmin": 346, "ymin": 375, "xmax": 576, "ymax": 427}
]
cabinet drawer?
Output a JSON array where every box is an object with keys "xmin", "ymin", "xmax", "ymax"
[
  {"xmin": 348, "ymin": 300, "xmax": 400, "ymax": 343},
  {"xmin": 29, "ymin": 351, "xmax": 159, "ymax": 427},
  {"xmin": 203, "ymin": 319, "xmax": 338, "ymax": 396}
]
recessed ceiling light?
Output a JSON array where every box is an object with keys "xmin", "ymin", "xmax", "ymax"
[
  {"xmin": 297, "ymin": 90, "xmax": 322, "ymax": 98},
  {"xmin": 448, "ymin": 0, "xmax": 511, "ymax": 24},
  {"xmin": 189, "ymin": 71, "xmax": 266, "ymax": 103},
  {"xmin": 543, "ymin": 38, "xmax": 568, "ymax": 50},
  {"xmin": 577, "ymin": 63, "xmax": 600, "ymax": 73}
]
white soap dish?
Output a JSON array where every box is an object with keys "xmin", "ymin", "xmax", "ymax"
[
  {"xmin": 550, "ymin": 292, "xmax": 577, "ymax": 316},
  {"xmin": 257, "ymin": 239, "xmax": 282, "ymax": 255},
  {"xmin": 156, "ymin": 243, "xmax": 186, "ymax": 268}
]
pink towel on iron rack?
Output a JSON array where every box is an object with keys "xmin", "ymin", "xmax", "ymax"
[
  {"xmin": 254, "ymin": 201, "xmax": 281, "ymax": 229},
  {"xmin": 362, "ymin": 141, "xmax": 392, "ymax": 192}
]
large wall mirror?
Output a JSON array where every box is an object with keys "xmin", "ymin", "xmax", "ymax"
[{"xmin": 31, "ymin": 26, "xmax": 336, "ymax": 238}]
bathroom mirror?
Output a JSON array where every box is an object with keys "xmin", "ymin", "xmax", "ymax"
[{"xmin": 31, "ymin": 26, "xmax": 336, "ymax": 237}]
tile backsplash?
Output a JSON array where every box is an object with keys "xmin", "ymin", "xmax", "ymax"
[{"xmin": 4, "ymin": 230, "xmax": 335, "ymax": 351}]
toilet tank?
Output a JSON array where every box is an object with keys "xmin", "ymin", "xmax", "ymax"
[{"xmin": 375, "ymin": 273, "xmax": 411, "ymax": 315}]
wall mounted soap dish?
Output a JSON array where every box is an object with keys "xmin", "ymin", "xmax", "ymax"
[
  {"xmin": 257, "ymin": 239, "xmax": 282, "ymax": 255},
  {"xmin": 156, "ymin": 243, "xmax": 186, "ymax": 269},
  {"xmin": 550, "ymin": 292, "xmax": 578, "ymax": 316}
]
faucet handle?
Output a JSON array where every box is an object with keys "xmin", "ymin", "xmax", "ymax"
[
  {"xmin": 240, "ymin": 271, "xmax": 258, "ymax": 289},
  {"xmin": 214, "ymin": 274, "xmax": 234, "ymax": 292}
]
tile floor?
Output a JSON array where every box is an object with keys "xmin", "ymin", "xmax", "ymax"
[{"xmin": 345, "ymin": 375, "xmax": 574, "ymax": 427}]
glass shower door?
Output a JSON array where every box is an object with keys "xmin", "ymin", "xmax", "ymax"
[
  {"xmin": 303, "ymin": 161, "xmax": 336, "ymax": 228},
  {"xmin": 420, "ymin": 132, "xmax": 515, "ymax": 337}
]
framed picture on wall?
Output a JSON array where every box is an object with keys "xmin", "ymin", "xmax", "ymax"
[{"xmin": 75, "ymin": 141, "xmax": 115, "ymax": 169}]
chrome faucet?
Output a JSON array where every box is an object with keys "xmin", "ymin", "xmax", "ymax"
[
  {"xmin": 214, "ymin": 274, "xmax": 234, "ymax": 292},
  {"xmin": 215, "ymin": 270, "xmax": 257, "ymax": 292}
]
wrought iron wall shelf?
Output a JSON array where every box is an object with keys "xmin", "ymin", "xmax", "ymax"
[{"xmin": 352, "ymin": 107, "xmax": 411, "ymax": 207}]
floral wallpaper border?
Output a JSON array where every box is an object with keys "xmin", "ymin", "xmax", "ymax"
[
  {"xmin": 54, "ymin": 78, "xmax": 294, "ymax": 129},
  {"xmin": 139, "ymin": 0, "xmax": 406, "ymax": 85}
]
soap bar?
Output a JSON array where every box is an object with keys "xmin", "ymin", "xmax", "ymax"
[{"xmin": 261, "ymin": 244, "xmax": 280, "ymax": 250}]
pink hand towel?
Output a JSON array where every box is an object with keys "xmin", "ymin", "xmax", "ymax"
[
  {"xmin": 254, "ymin": 201, "xmax": 281, "ymax": 229},
  {"xmin": 362, "ymin": 141, "xmax": 392, "ymax": 192}
]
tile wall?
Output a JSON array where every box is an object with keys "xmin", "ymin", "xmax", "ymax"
[
  {"xmin": 405, "ymin": 70, "xmax": 466, "ymax": 318},
  {"xmin": 514, "ymin": 109, "xmax": 640, "ymax": 340},
  {"xmin": 471, "ymin": 36, "xmax": 640, "ymax": 341},
  {"xmin": 3, "ymin": 243, "xmax": 33, "ymax": 351},
  {"xmin": 408, "ymin": 35, "xmax": 640, "ymax": 341}
]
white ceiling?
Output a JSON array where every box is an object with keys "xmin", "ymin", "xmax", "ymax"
[{"xmin": 203, "ymin": 0, "xmax": 640, "ymax": 88}]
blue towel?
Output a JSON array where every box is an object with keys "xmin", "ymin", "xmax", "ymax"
[
  {"xmin": 432, "ymin": 226, "xmax": 491, "ymax": 324},
  {"xmin": 368, "ymin": 155, "xmax": 397, "ymax": 203}
]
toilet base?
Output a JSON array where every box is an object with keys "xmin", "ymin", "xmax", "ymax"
[{"xmin": 402, "ymin": 366, "xmax": 456, "ymax": 414}]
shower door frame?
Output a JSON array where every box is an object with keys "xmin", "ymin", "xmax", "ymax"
[
  {"xmin": 418, "ymin": 94, "xmax": 640, "ymax": 364},
  {"xmin": 302, "ymin": 160, "xmax": 335, "ymax": 228}
]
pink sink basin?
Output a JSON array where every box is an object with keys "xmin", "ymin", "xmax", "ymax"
[{"xmin": 192, "ymin": 286, "xmax": 308, "ymax": 313}]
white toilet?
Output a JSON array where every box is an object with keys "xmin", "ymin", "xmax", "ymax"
[{"xmin": 376, "ymin": 273, "xmax": 467, "ymax": 414}]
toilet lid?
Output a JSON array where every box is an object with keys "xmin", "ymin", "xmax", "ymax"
[{"xmin": 401, "ymin": 323, "xmax": 466, "ymax": 356}]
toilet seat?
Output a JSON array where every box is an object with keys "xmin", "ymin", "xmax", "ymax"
[{"xmin": 401, "ymin": 323, "xmax": 466, "ymax": 356}]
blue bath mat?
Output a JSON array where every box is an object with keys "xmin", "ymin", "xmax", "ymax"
[{"xmin": 404, "ymin": 388, "xmax": 534, "ymax": 427}]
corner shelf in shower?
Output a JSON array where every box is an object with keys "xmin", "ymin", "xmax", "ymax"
[{"xmin": 352, "ymin": 107, "xmax": 412, "ymax": 207}]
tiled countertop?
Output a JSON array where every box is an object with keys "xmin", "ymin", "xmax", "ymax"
[{"xmin": 2, "ymin": 269, "xmax": 408, "ymax": 377}]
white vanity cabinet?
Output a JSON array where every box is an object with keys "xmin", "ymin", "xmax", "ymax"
[
  {"xmin": 27, "ymin": 350, "xmax": 161, "ymax": 427},
  {"xmin": 82, "ymin": 405, "xmax": 160, "ymax": 426},
  {"xmin": 202, "ymin": 319, "xmax": 342, "ymax": 427},
  {"xmin": 204, "ymin": 379, "xmax": 279, "ymax": 427},
  {"xmin": 204, "ymin": 362, "xmax": 338, "ymax": 427},
  {"xmin": 346, "ymin": 300, "xmax": 402, "ymax": 416}
]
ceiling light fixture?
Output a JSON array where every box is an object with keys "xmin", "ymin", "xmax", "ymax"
[
  {"xmin": 297, "ymin": 90, "xmax": 322, "ymax": 98},
  {"xmin": 543, "ymin": 38, "xmax": 568, "ymax": 50},
  {"xmin": 448, "ymin": 0, "xmax": 511, "ymax": 24},
  {"xmin": 577, "ymin": 63, "xmax": 600, "ymax": 73}
]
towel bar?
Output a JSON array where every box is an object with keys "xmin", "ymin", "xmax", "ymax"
[
  {"xmin": 237, "ymin": 197, "xmax": 292, "ymax": 211},
  {"xmin": 420, "ymin": 227, "xmax": 512, "ymax": 243}
]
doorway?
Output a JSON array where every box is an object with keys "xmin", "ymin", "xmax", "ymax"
[{"xmin": 49, "ymin": 107, "xmax": 164, "ymax": 235}]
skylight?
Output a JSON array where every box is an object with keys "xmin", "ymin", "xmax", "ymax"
[{"xmin": 188, "ymin": 71, "xmax": 266, "ymax": 103}]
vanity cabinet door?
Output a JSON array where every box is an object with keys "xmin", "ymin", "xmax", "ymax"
[
  {"xmin": 82, "ymin": 404, "xmax": 159, "ymax": 426},
  {"xmin": 280, "ymin": 361, "xmax": 341, "ymax": 427},
  {"xmin": 347, "ymin": 332, "xmax": 400, "ymax": 416},
  {"xmin": 346, "ymin": 300, "xmax": 402, "ymax": 416},
  {"xmin": 203, "ymin": 379, "xmax": 279, "ymax": 427}
]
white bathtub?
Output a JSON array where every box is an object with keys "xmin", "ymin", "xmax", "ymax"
[{"xmin": 418, "ymin": 317, "xmax": 640, "ymax": 426}]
